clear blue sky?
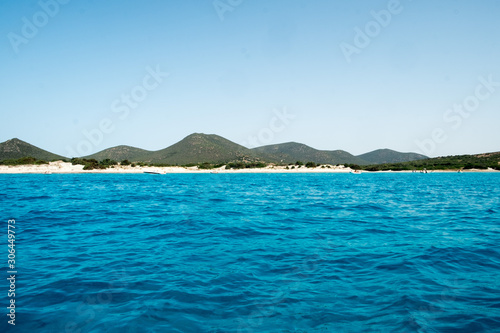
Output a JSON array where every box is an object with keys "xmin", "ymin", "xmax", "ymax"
[{"xmin": 1, "ymin": 0, "xmax": 499, "ymax": 157}]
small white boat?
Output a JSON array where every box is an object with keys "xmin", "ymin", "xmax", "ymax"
[
  {"xmin": 350, "ymin": 170, "xmax": 362, "ymax": 174},
  {"xmin": 144, "ymin": 171, "xmax": 163, "ymax": 175}
]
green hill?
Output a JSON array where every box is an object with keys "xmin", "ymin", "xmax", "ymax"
[
  {"xmin": 362, "ymin": 151, "xmax": 500, "ymax": 171},
  {"xmin": 84, "ymin": 145, "xmax": 152, "ymax": 162},
  {"xmin": 252, "ymin": 142, "xmax": 368, "ymax": 165},
  {"xmin": 83, "ymin": 133, "xmax": 267, "ymax": 165},
  {"xmin": 1, "ymin": 135, "xmax": 471, "ymax": 168},
  {"xmin": 357, "ymin": 149, "xmax": 428, "ymax": 164},
  {"xmin": 146, "ymin": 133, "xmax": 265, "ymax": 165},
  {"xmin": 0, "ymin": 138, "xmax": 66, "ymax": 161}
]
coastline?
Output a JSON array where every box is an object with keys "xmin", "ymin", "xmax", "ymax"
[
  {"xmin": 0, "ymin": 161, "xmax": 498, "ymax": 174},
  {"xmin": 0, "ymin": 161, "xmax": 351, "ymax": 174}
]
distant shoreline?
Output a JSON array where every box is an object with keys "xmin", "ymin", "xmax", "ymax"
[{"xmin": 0, "ymin": 161, "xmax": 498, "ymax": 174}]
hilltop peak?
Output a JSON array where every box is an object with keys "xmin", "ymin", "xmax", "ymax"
[
  {"xmin": 0, "ymin": 138, "xmax": 66, "ymax": 161},
  {"xmin": 153, "ymin": 133, "xmax": 259, "ymax": 164},
  {"xmin": 6, "ymin": 138, "xmax": 25, "ymax": 144},
  {"xmin": 357, "ymin": 149, "xmax": 428, "ymax": 164},
  {"xmin": 253, "ymin": 142, "xmax": 365, "ymax": 165},
  {"xmin": 184, "ymin": 133, "xmax": 223, "ymax": 140}
]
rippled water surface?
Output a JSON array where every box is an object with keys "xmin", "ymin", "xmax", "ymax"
[{"xmin": 1, "ymin": 173, "xmax": 500, "ymax": 332}]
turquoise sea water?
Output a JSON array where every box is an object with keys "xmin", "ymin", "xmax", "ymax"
[{"xmin": 1, "ymin": 173, "xmax": 500, "ymax": 332}]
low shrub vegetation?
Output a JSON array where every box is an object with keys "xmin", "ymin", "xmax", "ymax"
[
  {"xmin": 71, "ymin": 158, "xmax": 118, "ymax": 170},
  {"xmin": 0, "ymin": 156, "xmax": 48, "ymax": 165},
  {"xmin": 225, "ymin": 162, "xmax": 267, "ymax": 169}
]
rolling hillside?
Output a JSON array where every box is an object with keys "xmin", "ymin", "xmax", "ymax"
[
  {"xmin": 357, "ymin": 149, "xmax": 428, "ymax": 164},
  {"xmin": 362, "ymin": 151, "xmax": 500, "ymax": 171},
  {"xmin": 146, "ymin": 133, "xmax": 265, "ymax": 165},
  {"xmin": 252, "ymin": 142, "xmax": 368, "ymax": 165},
  {"xmin": 0, "ymin": 138, "xmax": 66, "ymax": 161},
  {"xmin": 84, "ymin": 145, "xmax": 153, "ymax": 162},
  {"xmin": 0, "ymin": 134, "xmax": 441, "ymax": 166}
]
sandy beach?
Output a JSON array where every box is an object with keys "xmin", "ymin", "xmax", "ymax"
[
  {"xmin": 0, "ymin": 161, "xmax": 352, "ymax": 174},
  {"xmin": 0, "ymin": 161, "xmax": 498, "ymax": 174}
]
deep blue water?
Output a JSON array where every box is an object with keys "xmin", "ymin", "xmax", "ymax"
[{"xmin": 1, "ymin": 173, "xmax": 500, "ymax": 332}]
